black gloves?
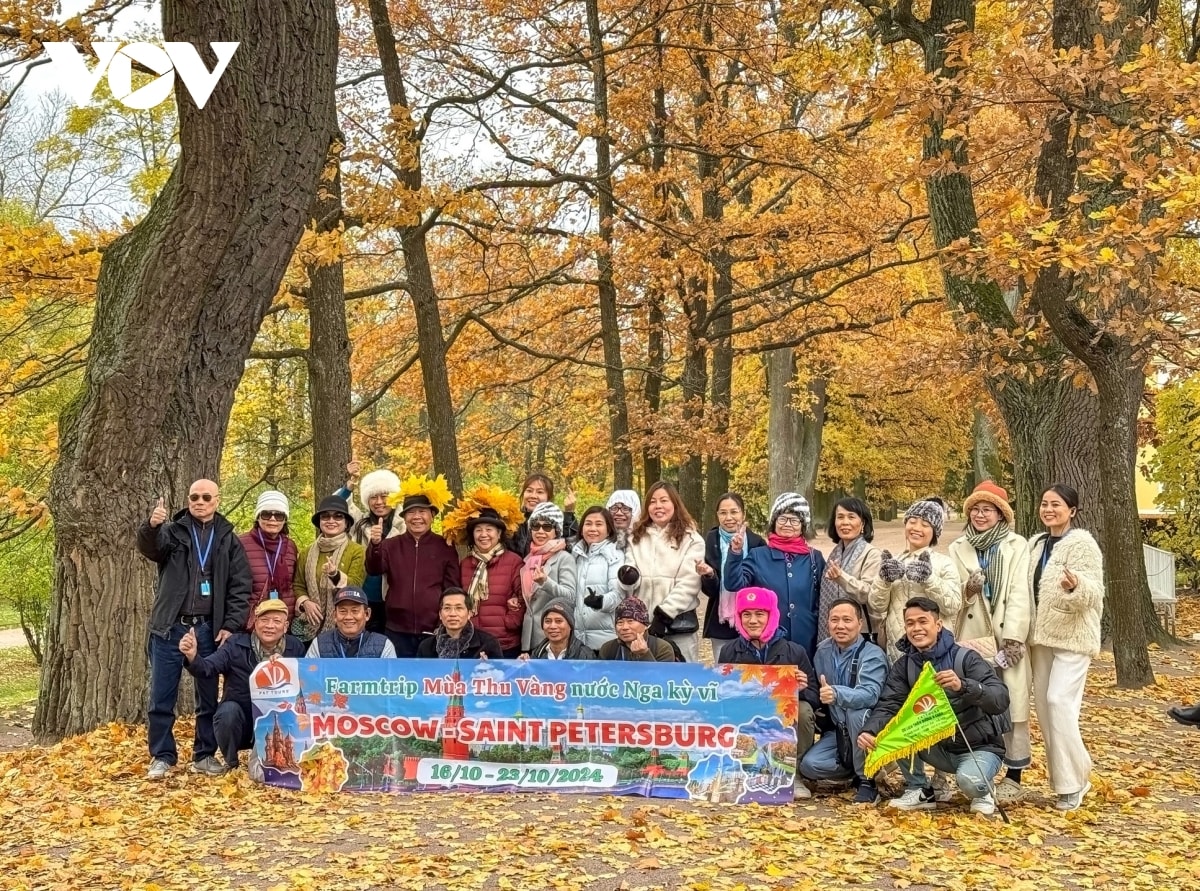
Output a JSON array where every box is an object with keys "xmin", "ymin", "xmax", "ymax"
[
  {"xmin": 583, "ymin": 588, "xmax": 604, "ymax": 610},
  {"xmin": 648, "ymin": 608, "xmax": 670, "ymax": 638},
  {"xmin": 617, "ymin": 565, "xmax": 640, "ymax": 586}
]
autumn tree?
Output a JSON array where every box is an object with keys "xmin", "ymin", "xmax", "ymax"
[{"xmin": 32, "ymin": 0, "xmax": 338, "ymax": 740}]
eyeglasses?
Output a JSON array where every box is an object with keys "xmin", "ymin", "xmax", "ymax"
[
  {"xmin": 318, "ymin": 512, "xmax": 345, "ymax": 522},
  {"xmin": 717, "ymin": 510, "xmax": 742, "ymax": 518},
  {"xmin": 259, "ymin": 511, "xmax": 286, "ymax": 521},
  {"xmin": 609, "ymin": 506, "xmax": 632, "ymax": 515},
  {"xmin": 188, "ymin": 492, "xmax": 215, "ymax": 502},
  {"xmin": 530, "ymin": 522, "xmax": 557, "ymax": 531},
  {"xmin": 969, "ymin": 505, "xmax": 999, "ymax": 515},
  {"xmin": 775, "ymin": 515, "xmax": 804, "ymax": 528}
]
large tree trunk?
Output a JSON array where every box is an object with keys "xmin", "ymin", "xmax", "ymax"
[
  {"xmin": 678, "ymin": 282, "xmax": 708, "ymax": 520},
  {"xmin": 307, "ymin": 128, "xmax": 353, "ymax": 498},
  {"xmin": 642, "ymin": 291, "xmax": 664, "ymax": 489},
  {"xmin": 368, "ymin": 0, "xmax": 463, "ymax": 492},
  {"xmin": 584, "ymin": 0, "xmax": 633, "ymax": 490},
  {"xmin": 35, "ymin": 0, "xmax": 338, "ymax": 741},
  {"xmin": 704, "ymin": 261, "xmax": 733, "ymax": 520},
  {"xmin": 766, "ymin": 349, "xmax": 825, "ymax": 503},
  {"xmin": 988, "ymin": 374, "xmax": 1101, "ymax": 538}
]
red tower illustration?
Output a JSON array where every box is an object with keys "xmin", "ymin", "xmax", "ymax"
[
  {"xmin": 440, "ymin": 663, "xmax": 470, "ymax": 760},
  {"xmin": 294, "ymin": 684, "xmax": 307, "ymax": 715}
]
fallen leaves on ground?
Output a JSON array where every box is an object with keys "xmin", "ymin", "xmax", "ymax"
[{"xmin": 3, "ymin": 599, "xmax": 1200, "ymax": 890}]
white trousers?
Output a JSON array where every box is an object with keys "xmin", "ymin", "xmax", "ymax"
[
  {"xmin": 668, "ymin": 632, "xmax": 699, "ymax": 663},
  {"xmin": 1031, "ymin": 645, "xmax": 1092, "ymax": 795}
]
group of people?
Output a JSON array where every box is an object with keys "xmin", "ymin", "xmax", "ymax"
[{"xmin": 136, "ymin": 469, "xmax": 1105, "ymax": 818}]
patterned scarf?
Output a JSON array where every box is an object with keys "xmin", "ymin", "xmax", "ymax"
[
  {"xmin": 817, "ymin": 535, "xmax": 868, "ymax": 644},
  {"xmin": 964, "ymin": 521, "xmax": 1009, "ymax": 607},
  {"xmin": 251, "ymin": 634, "xmax": 286, "ymax": 663},
  {"xmin": 520, "ymin": 538, "xmax": 567, "ymax": 601},
  {"xmin": 468, "ymin": 543, "xmax": 507, "ymax": 606},
  {"xmin": 301, "ymin": 532, "xmax": 349, "ymax": 636},
  {"xmin": 716, "ymin": 528, "xmax": 738, "ymax": 626},
  {"xmin": 435, "ymin": 621, "xmax": 477, "ymax": 659}
]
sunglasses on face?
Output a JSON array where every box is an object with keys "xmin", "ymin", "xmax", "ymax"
[
  {"xmin": 319, "ymin": 512, "xmax": 345, "ymax": 522},
  {"xmin": 259, "ymin": 511, "xmax": 286, "ymax": 521},
  {"xmin": 530, "ymin": 522, "xmax": 556, "ymax": 532},
  {"xmin": 189, "ymin": 492, "xmax": 215, "ymax": 503}
]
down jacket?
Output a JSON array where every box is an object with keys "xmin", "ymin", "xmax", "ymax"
[{"xmin": 572, "ymin": 538, "xmax": 623, "ymax": 650}]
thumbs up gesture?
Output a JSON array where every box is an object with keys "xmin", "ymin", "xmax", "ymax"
[
  {"xmin": 369, "ymin": 515, "xmax": 384, "ymax": 544},
  {"xmin": 179, "ymin": 627, "xmax": 198, "ymax": 661},
  {"xmin": 150, "ymin": 497, "xmax": 167, "ymax": 528},
  {"xmin": 819, "ymin": 674, "xmax": 836, "ymax": 705}
]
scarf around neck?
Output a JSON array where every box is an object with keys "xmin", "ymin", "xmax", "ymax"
[
  {"xmin": 303, "ymin": 532, "xmax": 349, "ymax": 636},
  {"xmin": 964, "ymin": 521, "xmax": 1009, "ymax": 606},
  {"xmin": 520, "ymin": 538, "xmax": 567, "ymax": 600},
  {"xmin": 817, "ymin": 535, "xmax": 869, "ymax": 643},
  {"xmin": 468, "ymin": 542, "xmax": 507, "ymax": 605},
  {"xmin": 435, "ymin": 622, "xmax": 476, "ymax": 659},
  {"xmin": 767, "ymin": 533, "xmax": 810, "ymax": 556},
  {"xmin": 716, "ymin": 527, "xmax": 738, "ymax": 626}
]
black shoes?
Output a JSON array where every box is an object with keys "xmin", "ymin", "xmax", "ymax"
[{"xmin": 1168, "ymin": 704, "xmax": 1200, "ymax": 727}]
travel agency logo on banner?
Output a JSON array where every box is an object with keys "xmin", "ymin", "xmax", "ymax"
[
  {"xmin": 43, "ymin": 42, "xmax": 239, "ymax": 110},
  {"xmin": 250, "ymin": 659, "xmax": 801, "ymax": 805}
]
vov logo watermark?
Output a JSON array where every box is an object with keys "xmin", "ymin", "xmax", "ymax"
[{"xmin": 43, "ymin": 42, "xmax": 239, "ymax": 110}]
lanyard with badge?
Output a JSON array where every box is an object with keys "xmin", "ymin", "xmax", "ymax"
[
  {"xmin": 192, "ymin": 524, "xmax": 215, "ymax": 598},
  {"xmin": 255, "ymin": 529, "xmax": 283, "ymax": 600}
]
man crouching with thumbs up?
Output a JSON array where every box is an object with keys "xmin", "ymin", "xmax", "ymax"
[
  {"xmin": 181, "ymin": 598, "xmax": 305, "ymax": 774},
  {"xmin": 798, "ymin": 599, "xmax": 887, "ymax": 803}
]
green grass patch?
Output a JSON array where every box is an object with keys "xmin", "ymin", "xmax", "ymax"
[
  {"xmin": 0, "ymin": 647, "xmax": 38, "ymax": 708},
  {"xmin": 0, "ymin": 603, "xmax": 20, "ymax": 631}
]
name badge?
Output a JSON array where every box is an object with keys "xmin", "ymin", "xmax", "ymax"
[
  {"xmin": 200, "ymin": 580, "xmax": 211, "ymax": 598},
  {"xmin": 268, "ymin": 589, "xmax": 279, "ymax": 600}
]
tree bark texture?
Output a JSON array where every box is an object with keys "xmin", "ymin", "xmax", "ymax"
[
  {"xmin": 306, "ymin": 128, "xmax": 354, "ymax": 499},
  {"xmin": 584, "ymin": 0, "xmax": 634, "ymax": 491},
  {"xmin": 368, "ymin": 0, "xmax": 463, "ymax": 492},
  {"xmin": 767, "ymin": 348, "xmax": 825, "ymax": 504},
  {"xmin": 36, "ymin": 0, "xmax": 338, "ymax": 741}
]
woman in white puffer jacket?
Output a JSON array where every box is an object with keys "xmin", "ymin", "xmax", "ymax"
[{"xmin": 571, "ymin": 506, "xmax": 624, "ymax": 650}]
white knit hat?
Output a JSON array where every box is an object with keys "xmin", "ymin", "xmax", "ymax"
[
  {"xmin": 359, "ymin": 469, "xmax": 401, "ymax": 514},
  {"xmin": 255, "ymin": 490, "xmax": 290, "ymax": 518},
  {"xmin": 769, "ymin": 492, "xmax": 810, "ymax": 532},
  {"xmin": 528, "ymin": 501, "xmax": 565, "ymax": 535},
  {"xmin": 606, "ymin": 489, "xmax": 642, "ymax": 526}
]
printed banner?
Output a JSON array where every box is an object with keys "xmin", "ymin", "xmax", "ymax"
[
  {"xmin": 249, "ymin": 658, "xmax": 800, "ymax": 804},
  {"xmin": 863, "ymin": 661, "xmax": 957, "ymax": 776}
]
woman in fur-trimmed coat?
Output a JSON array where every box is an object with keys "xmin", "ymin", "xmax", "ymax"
[{"xmin": 1028, "ymin": 484, "xmax": 1104, "ymax": 812}]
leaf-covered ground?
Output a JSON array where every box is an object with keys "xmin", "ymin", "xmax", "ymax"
[{"xmin": 3, "ymin": 601, "xmax": 1199, "ymax": 891}]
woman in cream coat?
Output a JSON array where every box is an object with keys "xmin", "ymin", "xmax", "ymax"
[
  {"xmin": 1028, "ymin": 484, "xmax": 1103, "ymax": 812},
  {"xmin": 617, "ymin": 481, "xmax": 705, "ymax": 661},
  {"xmin": 949, "ymin": 481, "xmax": 1033, "ymax": 802},
  {"xmin": 869, "ymin": 499, "xmax": 962, "ymax": 661}
]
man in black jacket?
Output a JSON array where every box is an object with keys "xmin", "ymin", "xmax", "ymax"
[
  {"xmin": 859, "ymin": 597, "xmax": 1010, "ymax": 815},
  {"xmin": 181, "ymin": 598, "xmax": 304, "ymax": 773},
  {"xmin": 136, "ymin": 479, "xmax": 252, "ymax": 780}
]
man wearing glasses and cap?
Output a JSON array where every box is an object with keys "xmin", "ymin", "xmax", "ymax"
[
  {"xmin": 137, "ymin": 479, "xmax": 252, "ymax": 781},
  {"xmin": 180, "ymin": 597, "xmax": 305, "ymax": 774}
]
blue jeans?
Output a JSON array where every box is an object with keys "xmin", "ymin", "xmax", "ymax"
[
  {"xmin": 900, "ymin": 744, "xmax": 1003, "ymax": 800},
  {"xmin": 148, "ymin": 620, "xmax": 217, "ymax": 764},
  {"xmin": 799, "ymin": 707, "xmax": 870, "ymax": 782},
  {"xmin": 213, "ymin": 701, "xmax": 251, "ymax": 769}
]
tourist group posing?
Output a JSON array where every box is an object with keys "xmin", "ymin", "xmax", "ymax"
[{"xmin": 136, "ymin": 468, "xmax": 1103, "ymax": 816}]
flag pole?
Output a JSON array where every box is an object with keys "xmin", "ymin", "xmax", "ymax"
[{"xmin": 952, "ymin": 714, "xmax": 1010, "ymax": 825}]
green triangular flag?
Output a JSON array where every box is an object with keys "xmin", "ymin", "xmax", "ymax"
[{"xmin": 864, "ymin": 661, "xmax": 958, "ymax": 776}]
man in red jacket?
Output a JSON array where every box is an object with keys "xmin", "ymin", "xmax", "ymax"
[{"xmin": 366, "ymin": 490, "xmax": 460, "ymax": 657}]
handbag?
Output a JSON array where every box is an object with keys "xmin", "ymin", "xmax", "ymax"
[
  {"xmin": 954, "ymin": 590, "xmax": 998, "ymax": 661},
  {"xmin": 664, "ymin": 608, "xmax": 699, "ymax": 635}
]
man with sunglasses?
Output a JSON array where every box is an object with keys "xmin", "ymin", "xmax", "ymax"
[{"xmin": 137, "ymin": 478, "xmax": 252, "ymax": 781}]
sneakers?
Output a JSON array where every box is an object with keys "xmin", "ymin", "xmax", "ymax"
[
  {"xmin": 792, "ymin": 778, "xmax": 813, "ymax": 800},
  {"xmin": 888, "ymin": 786, "xmax": 936, "ymax": 810},
  {"xmin": 190, "ymin": 756, "xmax": 229, "ymax": 776},
  {"xmin": 994, "ymin": 777, "xmax": 1024, "ymax": 803},
  {"xmin": 853, "ymin": 780, "xmax": 880, "ymax": 804},
  {"xmin": 931, "ymin": 771, "xmax": 958, "ymax": 803},
  {"xmin": 147, "ymin": 758, "xmax": 173, "ymax": 780},
  {"xmin": 969, "ymin": 793, "xmax": 997, "ymax": 816},
  {"xmin": 1055, "ymin": 781, "xmax": 1092, "ymax": 811}
]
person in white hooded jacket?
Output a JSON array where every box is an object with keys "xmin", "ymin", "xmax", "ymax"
[
  {"xmin": 606, "ymin": 489, "xmax": 642, "ymax": 553},
  {"xmin": 572, "ymin": 506, "xmax": 624, "ymax": 650},
  {"xmin": 616, "ymin": 481, "xmax": 706, "ymax": 662}
]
